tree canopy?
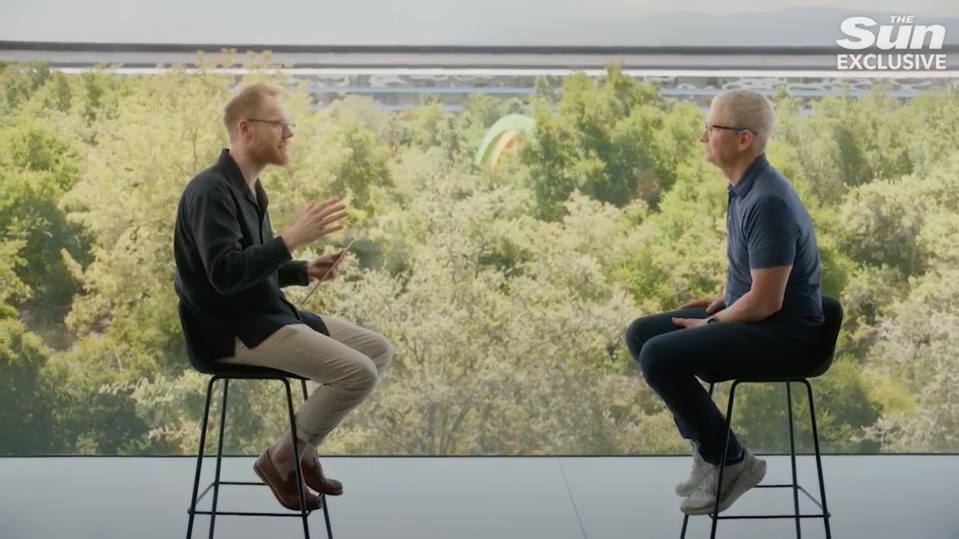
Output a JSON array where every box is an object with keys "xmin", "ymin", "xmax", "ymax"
[{"xmin": 1, "ymin": 59, "xmax": 957, "ymax": 455}]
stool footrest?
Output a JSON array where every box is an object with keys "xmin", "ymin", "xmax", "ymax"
[
  {"xmin": 191, "ymin": 480, "xmax": 318, "ymax": 513},
  {"xmin": 187, "ymin": 481, "xmax": 324, "ymax": 517},
  {"xmin": 751, "ymin": 484, "xmax": 826, "ymax": 510},
  {"xmin": 190, "ymin": 510, "xmax": 314, "ymax": 518},
  {"xmin": 194, "ymin": 481, "xmax": 263, "ymax": 504},
  {"xmin": 714, "ymin": 514, "xmax": 830, "ymax": 520}
]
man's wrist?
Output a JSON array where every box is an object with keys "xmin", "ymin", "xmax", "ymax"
[{"xmin": 280, "ymin": 232, "xmax": 299, "ymax": 253}]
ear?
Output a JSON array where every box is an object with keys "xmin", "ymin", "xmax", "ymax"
[
  {"xmin": 738, "ymin": 130, "xmax": 755, "ymax": 151},
  {"xmin": 235, "ymin": 119, "xmax": 252, "ymax": 140}
]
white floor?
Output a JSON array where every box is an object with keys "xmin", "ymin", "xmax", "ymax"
[{"xmin": 0, "ymin": 455, "xmax": 956, "ymax": 539}]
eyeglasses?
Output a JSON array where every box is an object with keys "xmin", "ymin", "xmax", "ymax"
[
  {"xmin": 704, "ymin": 123, "xmax": 752, "ymax": 137},
  {"xmin": 247, "ymin": 118, "xmax": 296, "ymax": 131}
]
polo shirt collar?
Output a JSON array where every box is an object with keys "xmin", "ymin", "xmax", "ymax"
[{"xmin": 728, "ymin": 153, "xmax": 769, "ymax": 198}]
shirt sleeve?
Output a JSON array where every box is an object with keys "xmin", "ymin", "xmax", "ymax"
[
  {"xmin": 189, "ymin": 181, "xmax": 292, "ymax": 295},
  {"xmin": 745, "ymin": 195, "xmax": 799, "ymax": 269}
]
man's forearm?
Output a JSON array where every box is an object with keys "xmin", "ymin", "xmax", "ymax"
[{"xmin": 713, "ymin": 291, "xmax": 780, "ymax": 323}]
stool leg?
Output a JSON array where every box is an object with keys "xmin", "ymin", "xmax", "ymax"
[
  {"xmin": 786, "ymin": 383, "xmax": 801, "ymax": 538},
  {"xmin": 710, "ymin": 381, "xmax": 739, "ymax": 539},
  {"xmin": 208, "ymin": 379, "xmax": 230, "ymax": 539},
  {"xmin": 680, "ymin": 382, "xmax": 714, "ymax": 539},
  {"xmin": 283, "ymin": 378, "xmax": 312, "ymax": 539},
  {"xmin": 803, "ymin": 380, "xmax": 831, "ymax": 539},
  {"xmin": 297, "ymin": 378, "xmax": 331, "ymax": 537},
  {"xmin": 322, "ymin": 497, "xmax": 334, "ymax": 539},
  {"xmin": 186, "ymin": 376, "xmax": 218, "ymax": 539}
]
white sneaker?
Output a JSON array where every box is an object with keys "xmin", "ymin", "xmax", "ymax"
[
  {"xmin": 675, "ymin": 442, "xmax": 713, "ymax": 497},
  {"xmin": 680, "ymin": 448, "xmax": 766, "ymax": 515}
]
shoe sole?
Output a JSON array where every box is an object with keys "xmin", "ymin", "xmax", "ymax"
[{"xmin": 305, "ymin": 474, "xmax": 344, "ymax": 497}]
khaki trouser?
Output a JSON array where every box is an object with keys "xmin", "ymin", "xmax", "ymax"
[{"xmin": 222, "ymin": 316, "xmax": 393, "ymax": 446}]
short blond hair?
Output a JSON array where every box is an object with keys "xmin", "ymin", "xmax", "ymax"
[
  {"xmin": 711, "ymin": 89, "xmax": 775, "ymax": 152},
  {"xmin": 223, "ymin": 82, "xmax": 282, "ymax": 139}
]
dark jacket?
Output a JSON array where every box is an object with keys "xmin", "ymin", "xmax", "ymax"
[{"xmin": 173, "ymin": 149, "xmax": 328, "ymax": 360}]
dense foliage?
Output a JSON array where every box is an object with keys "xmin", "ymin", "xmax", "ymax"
[{"xmin": 2, "ymin": 59, "xmax": 957, "ymax": 455}]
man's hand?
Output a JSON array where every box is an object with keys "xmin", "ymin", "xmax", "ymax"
[
  {"xmin": 307, "ymin": 250, "xmax": 346, "ymax": 282},
  {"xmin": 680, "ymin": 296, "xmax": 725, "ymax": 314},
  {"xmin": 671, "ymin": 317, "xmax": 708, "ymax": 329},
  {"xmin": 281, "ymin": 197, "xmax": 348, "ymax": 251}
]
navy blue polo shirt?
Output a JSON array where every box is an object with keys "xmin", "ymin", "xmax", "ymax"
[{"xmin": 724, "ymin": 154, "xmax": 824, "ymax": 325}]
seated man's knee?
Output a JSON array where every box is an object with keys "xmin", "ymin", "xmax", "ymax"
[
  {"xmin": 626, "ymin": 317, "xmax": 657, "ymax": 359},
  {"xmin": 371, "ymin": 332, "xmax": 394, "ymax": 373},
  {"xmin": 637, "ymin": 337, "xmax": 671, "ymax": 384},
  {"xmin": 347, "ymin": 356, "xmax": 379, "ymax": 394}
]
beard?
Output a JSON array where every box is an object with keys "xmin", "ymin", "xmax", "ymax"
[{"xmin": 252, "ymin": 140, "xmax": 290, "ymax": 167}]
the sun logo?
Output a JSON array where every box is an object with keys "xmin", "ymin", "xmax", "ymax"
[{"xmin": 835, "ymin": 16, "xmax": 948, "ymax": 71}]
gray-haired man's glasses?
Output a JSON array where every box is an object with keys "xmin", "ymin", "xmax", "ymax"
[{"xmin": 704, "ymin": 124, "xmax": 752, "ymax": 136}]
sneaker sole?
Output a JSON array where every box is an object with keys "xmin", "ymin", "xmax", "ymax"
[{"xmin": 716, "ymin": 458, "xmax": 767, "ymax": 514}]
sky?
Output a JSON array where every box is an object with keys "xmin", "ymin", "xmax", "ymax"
[{"xmin": 1, "ymin": 0, "xmax": 957, "ymax": 46}]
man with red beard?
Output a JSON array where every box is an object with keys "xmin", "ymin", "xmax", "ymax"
[{"xmin": 174, "ymin": 83, "xmax": 393, "ymax": 511}]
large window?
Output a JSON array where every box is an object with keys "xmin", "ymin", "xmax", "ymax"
[{"xmin": 1, "ymin": 2, "xmax": 957, "ymax": 456}]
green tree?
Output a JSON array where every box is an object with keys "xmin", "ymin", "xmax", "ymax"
[
  {"xmin": 522, "ymin": 66, "xmax": 700, "ymax": 220},
  {"xmin": 0, "ymin": 62, "xmax": 54, "ymax": 114},
  {"xmin": 866, "ymin": 269, "xmax": 959, "ymax": 451},
  {"xmin": 2, "ymin": 58, "xmax": 958, "ymax": 457},
  {"xmin": 0, "ymin": 115, "xmax": 93, "ymax": 332},
  {"xmin": 0, "ymin": 241, "xmax": 29, "ymax": 319},
  {"xmin": 0, "ymin": 319, "xmax": 62, "ymax": 454}
]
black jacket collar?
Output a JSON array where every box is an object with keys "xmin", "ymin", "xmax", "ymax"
[{"xmin": 215, "ymin": 149, "xmax": 269, "ymax": 211}]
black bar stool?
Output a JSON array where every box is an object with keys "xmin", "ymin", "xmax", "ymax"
[
  {"xmin": 681, "ymin": 296, "xmax": 842, "ymax": 539},
  {"xmin": 178, "ymin": 303, "xmax": 333, "ymax": 539}
]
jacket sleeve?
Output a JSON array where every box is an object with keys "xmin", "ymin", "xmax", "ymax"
[
  {"xmin": 189, "ymin": 181, "xmax": 293, "ymax": 295},
  {"xmin": 278, "ymin": 260, "xmax": 310, "ymax": 287}
]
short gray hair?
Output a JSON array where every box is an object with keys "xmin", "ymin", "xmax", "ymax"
[{"xmin": 711, "ymin": 89, "xmax": 775, "ymax": 152}]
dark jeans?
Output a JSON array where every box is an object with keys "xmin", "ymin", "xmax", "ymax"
[{"xmin": 625, "ymin": 307, "xmax": 821, "ymax": 465}]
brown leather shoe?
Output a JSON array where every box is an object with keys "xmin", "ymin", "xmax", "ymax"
[
  {"xmin": 302, "ymin": 457, "xmax": 344, "ymax": 496},
  {"xmin": 253, "ymin": 451, "xmax": 322, "ymax": 511}
]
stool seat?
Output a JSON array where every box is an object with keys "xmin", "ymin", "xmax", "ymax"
[
  {"xmin": 178, "ymin": 302, "xmax": 308, "ymax": 380},
  {"xmin": 191, "ymin": 360, "xmax": 308, "ymax": 380}
]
